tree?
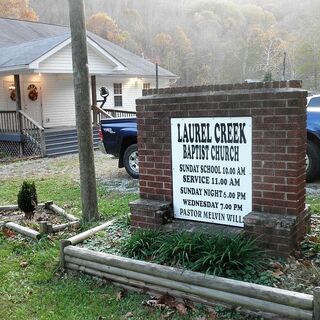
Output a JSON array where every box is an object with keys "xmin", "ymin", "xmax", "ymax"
[
  {"xmin": 0, "ymin": 0, "xmax": 38, "ymax": 21},
  {"xmin": 294, "ymin": 2, "xmax": 320, "ymax": 90},
  {"xmin": 172, "ymin": 26, "xmax": 194, "ymax": 84},
  {"xmin": 153, "ymin": 32, "xmax": 179, "ymax": 71},
  {"xmin": 87, "ymin": 12, "xmax": 128, "ymax": 44},
  {"xmin": 153, "ymin": 33, "xmax": 173, "ymax": 58},
  {"xmin": 27, "ymin": 0, "xmax": 320, "ymax": 88},
  {"xmin": 263, "ymin": 70, "xmax": 273, "ymax": 81},
  {"xmin": 249, "ymin": 26, "xmax": 285, "ymax": 79}
]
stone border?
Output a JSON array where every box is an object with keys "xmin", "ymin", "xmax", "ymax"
[
  {"xmin": 0, "ymin": 201, "xmax": 80, "ymax": 239},
  {"xmin": 60, "ymin": 222, "xmax": 319, "ymax": 320}
]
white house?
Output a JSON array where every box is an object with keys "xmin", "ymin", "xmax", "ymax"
[{"xmin": 0, "ymin": 18, "xmax": 177, "ymax": 157}]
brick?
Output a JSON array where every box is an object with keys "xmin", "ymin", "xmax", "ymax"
[
  {"xmin": 262, "ymin": 191, "xmax": 285, "ymax": 200},
  {"xmin": 263, "ymin": 176, "xmax": 286, "ymax": 184},
  {"xmin": 253, "ymin": 183, "xmax": 274, "ymax": 191},
  {"xmin": 133, "ymin": 83, "xmax": 309, "ymax": 256},
  {"xmin": 131, "ymin": 216, "xmax": 147, "ymax": 223},
  {"xmin": 147, "ymin": 181, "xmax": 164, "ymax": 189}
]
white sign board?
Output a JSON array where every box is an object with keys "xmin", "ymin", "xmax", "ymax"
[{"xmin": 171, "ymin": 117, "xmax": 252, "ymax": 227}]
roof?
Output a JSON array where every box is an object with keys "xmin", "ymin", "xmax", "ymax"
[
  {"xmin": 0, "ymin": 33, "xmax": 70, "ymax": 69},
  {"xmin": 0, "ymin": 18, "xmax": 177, "ymax": 78}
]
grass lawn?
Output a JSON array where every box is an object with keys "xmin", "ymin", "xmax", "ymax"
[
  {"xmin": 307, "ymin": 195, "xmax": 320, "ymax": 215},
  {"xmin": 0, "ymin": 173, "xmax": 258, "ymax": 320},
  {"xmin": 0, "ymin": 177, "xmax": 138, "ymax": 220},
  {"xmin": 0, "ymin": 235, "xmax": 215, "ymax": 320},
  {"xmin": 0, "ymin": 160, "xmax": 319, "ymax": 319}
]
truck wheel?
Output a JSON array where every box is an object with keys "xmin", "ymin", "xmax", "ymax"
[
  {"xmin": 306, "ymin": 141, "xmax": 320, "ymax": 182},
  {"xmin": 123, "ymin": 144, "xmax": 139, "ymax": 179}
]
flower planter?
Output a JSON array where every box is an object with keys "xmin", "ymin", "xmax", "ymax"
[{"xmin": 60, "ymin": 221, "xmax": 320, "ymax": 320}]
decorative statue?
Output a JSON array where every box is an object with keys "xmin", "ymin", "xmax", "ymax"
[{"xmin": 98, "ymin": 86, "xmax": 109, "ymax": 109}]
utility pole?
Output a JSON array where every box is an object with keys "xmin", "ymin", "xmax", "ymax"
[
  {"xmin": 68, "ymin": 0, "xmax": 99, "ymax": 221},
  {"xmin": 282, "ymin": 52, "xmax": 287, "ymax": 81},
  {"xmin": 156, "ymin": 63, "xmax": 159, "ymax": 93}
]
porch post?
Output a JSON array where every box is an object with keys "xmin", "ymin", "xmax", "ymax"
[
  {"xmin": 14, "ymin": 74, "xmax": 23, "ymax": 156},
  {"xmin": 91, "ymin": 75, "xmax": 98, "ymax": 125}
]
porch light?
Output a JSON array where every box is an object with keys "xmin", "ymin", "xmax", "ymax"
[
  {"xmin": 9, "ymin": 85, "xmax": 15, "ymax": 90},
  {"xmin": 135, "ymin": 77, "xmax": 142, "ymax": 86}
]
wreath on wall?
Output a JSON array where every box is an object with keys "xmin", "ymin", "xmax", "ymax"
[
  {"xmin": 27, "ymin": 84, "xmax": 38, "ymax": 101},
  {"xmin": 10, "ymin": 88, "xmax": 16, "ymax": 102}
]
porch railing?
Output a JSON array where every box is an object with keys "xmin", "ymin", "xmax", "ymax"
[
  {"xmin": 1, "ymin": 105, "xmax": 137, "ymax": 157},
  {"xmin": 91, "ymin": 105, "xmax": 136, "ymax": 125},
  {"xmin": 104, "ymin": 108, "xmax": 136, "ymax": 118},
  {"xmin": 19, "ymin": 110, "xmax": 46, "ymax": 157},
  {"xmin": 0, "ymin": 110, "xmax": 45, "ymax": 157},
  {"xmin": 0, "ymin": 111, "xmax": 19, "ymax": 133}
]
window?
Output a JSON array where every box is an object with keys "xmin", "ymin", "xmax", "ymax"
[
  {"xmin": 143, "ymin": 83, "xmax": 151, "ymax": 90},
  {"xmin": 113, "ymin": 83, "xmax": 122, "ymax": 107},
  {"xmin": 308, "ymin": 96, "xmax": 320, "ymax": 108}
]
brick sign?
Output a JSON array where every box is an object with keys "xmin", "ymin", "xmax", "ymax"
[
  {"xmin": 131, "ymin": 81, "xmax": 309, "ymax": 256},
  {"xmin": 171, "ymin": 117, "xmax": 252, "ymax": 227}
]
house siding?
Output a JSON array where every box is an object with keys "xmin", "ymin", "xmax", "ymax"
[
  {"xmin": 95, "ymin": 77, "xmax": 169, "ymax": 111},
  {"xmin": 41, "ymin": 75, "xmax": 76, "ymax": 128},
  {"xmin": 0, "ymin": 76, "xmax": 15, "ymax": 111},
  {"xmin": 1, "ymin": 73, "xmax": 172, "ymax": 128},
  {"xmin": 38, "ymin": 43, "xmax": 116, "ymax": 74},
  {"xmin": 1, "ymin": 75, "xmax": 43, "ymax": 112}
]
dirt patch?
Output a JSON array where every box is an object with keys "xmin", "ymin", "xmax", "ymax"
[
  {"xmin": 306, "ymin": 179, "xmax": 320, "ymax": 196},
  {"xmin": 98, "ymin": 177, "xmax": 139, "ymax": 193},
  {"xmin": 1, "ymin": 206, "xmax": 68, "ymax": 231}
]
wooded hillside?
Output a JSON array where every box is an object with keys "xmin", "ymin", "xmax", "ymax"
[{"xmin": 3, "ymin": 0, "xmax": 319, "ymax": 90}]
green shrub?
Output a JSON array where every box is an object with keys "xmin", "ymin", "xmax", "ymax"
[
  {"xmin": 190, "ymin": 233, "xmax": 266, "ymax": 276},
  {"xmin": 17, "ymin": 181, "xmax": 38, "ymax": 219},
  {"xmin": 263, "ymin": 70, "xmax": 273, "ymax": 81},
  {"xmin": 121, "ymin": 228, "xmax": 161, "ymax": 260},
  {"xmin": 154, "ymin": 232, "xmax": 204, "ymax": 267},
  {"xmin": 122, "ymin": 229, "xmax": 268, "ymax": 281}
]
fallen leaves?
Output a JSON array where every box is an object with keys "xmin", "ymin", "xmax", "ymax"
[
  {"xmin": 207, "ymin": 311, "xmax": 218, "ymax": 319},
  {"xmin": 143, "ymin": 294, "xmax": 201, "ymax": 317},
  {"xmin": 272, "ymin": 269, "xmax": 284, "ymax": 278},
  {"xmin": 116, "ymin": 289, "xmax": 127, "ymax": 301},
  {"xmin": 20, "ymin": 261, "xmax": 28, "ymax": 268},
  {"xmin": 123, "ymin": 312, "xmax": 134, "ymax": 319},
  {"xmin": 3, "ymin": 228, "xmax": 16, "ymax": 238},
  {"xmin": 175, "ymin": 303, "xmax": 187, "ymax": 315}
]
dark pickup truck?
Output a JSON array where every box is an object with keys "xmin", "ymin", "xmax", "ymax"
[
  {"xmin": 99, "ymin": 98, "xmax": 320, "ymax": 181},
  {"xmin": 307, "ymin": 94, "xmax": 320, "ymax": 181},
  {"xmin": 99, "ymin": 117, "xmax": 139, "ymax": 178}
]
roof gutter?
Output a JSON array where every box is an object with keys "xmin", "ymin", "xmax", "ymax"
[
  {"xmin": 0, "ymin": 64, "xmax": 31, "ymax": 75},
  {"xmin": 88, "ymin": 73, "xmax": 179, "ymax": 79}
]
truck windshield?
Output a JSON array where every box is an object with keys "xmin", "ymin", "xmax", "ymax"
[{"xmin": 308, "ymin": 97, "xmax": 320, "ymax": 107}]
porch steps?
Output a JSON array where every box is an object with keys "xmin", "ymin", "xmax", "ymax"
[{"xmin": 45, "ymin": 127, "xmax": 99, "ymax": 157}]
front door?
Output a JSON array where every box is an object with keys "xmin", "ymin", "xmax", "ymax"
[{"xmin": 22, "ymin": 81, "xmax": 43, "ymax": 126}]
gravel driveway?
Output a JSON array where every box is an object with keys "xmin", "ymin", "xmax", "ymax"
[
  {"xmin": 1, "ymin": 152, "xmax": 319, "ymax": 195},
  {"xmin": 0, "ymin": 152, "xmax": 139, "ymax": 193},
  {"xmin": 0, "ymin": 152, "xmax": 126, "ymax": 179}
]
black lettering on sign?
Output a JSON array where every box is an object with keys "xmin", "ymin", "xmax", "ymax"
[
  {"xmin": 178, "ymin": 123, "xmax": 212, "ymax": 143},
  {"xmin": 213, "ymin": 123, "xmax": 247, "ymax": 144}
]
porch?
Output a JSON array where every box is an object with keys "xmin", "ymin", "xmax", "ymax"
[{"xmin": 0, "ymin": 106, "xmax": 136, "ymax": 158}]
